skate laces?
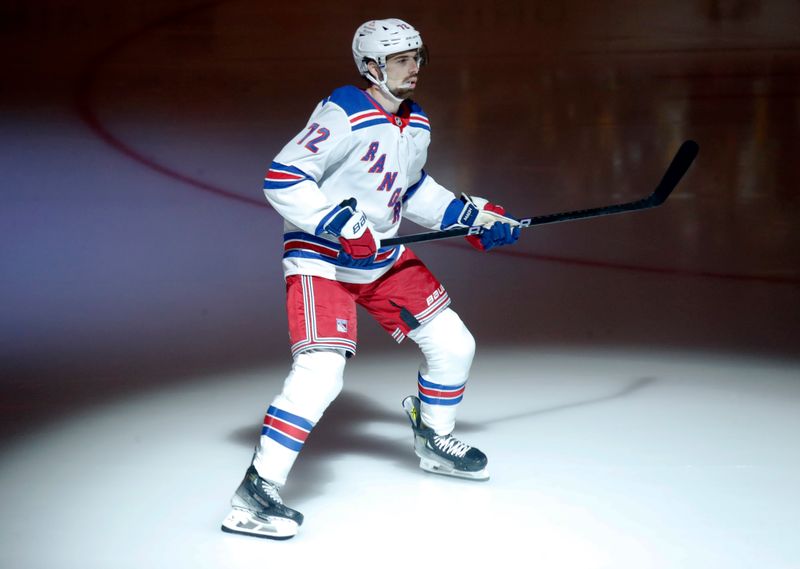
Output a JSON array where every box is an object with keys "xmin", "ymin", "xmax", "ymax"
[
  {"xmin": 259, "ymin": 480, "xmax": 284, "ymax": 504},
  {"xmin": 433, "ymin": 434, "xmax": 471, "ymax": 458}
]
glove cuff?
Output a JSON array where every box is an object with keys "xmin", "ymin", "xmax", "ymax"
[
  {"xmin": 440, "ymin": 194, "xmax": 489, "ymax": 230},
  {"xmin": 317, "ymin": 198, "xmax": 358, "ymax": 237}
]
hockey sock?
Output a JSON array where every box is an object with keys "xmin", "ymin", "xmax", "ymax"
[
  {"xmin": 408, "ymin": 308, "xmax": 475, "ymax": 435},
  {"xmin": 253, "ymin": 349, "xmax": 346, "ymax": 485}
]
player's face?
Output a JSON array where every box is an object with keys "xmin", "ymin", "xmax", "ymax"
[{"xmin": 384, "ymin": 50, "xmax": 420, "ymax": 99}]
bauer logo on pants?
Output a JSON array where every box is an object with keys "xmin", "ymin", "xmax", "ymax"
[
  {"xmin": 336, "ymin": 319, "xmax": 348, "ymax": 333},
  {"xmin": 426, "ymin": 285, "xmax": 445, "ymax": 307}
]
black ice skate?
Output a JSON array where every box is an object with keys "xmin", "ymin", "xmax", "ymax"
[
  {"xmin": 402, "ymin": 395, "xmax": 489, "ymax": 481},
  {"xmin": 221, "ymin": 465, "xmax": 304, "ymax": 540}
]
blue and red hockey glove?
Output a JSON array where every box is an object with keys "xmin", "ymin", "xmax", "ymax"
[
  {"xmin": 441, "ymin": 194, "xmax": 521, "ymax": 252},
  {"xmin": 320, "ymin": 198, "xmax": 379, "ymax": 266}
]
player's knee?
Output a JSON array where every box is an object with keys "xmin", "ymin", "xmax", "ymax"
[
  {"xmin": 445, "ymin": 320, "xmax": 475, "ymax": 372},
  {"xmin": 455, "ymin": 313, "xmax": 475, "ymax": 354},
  {"xmin": 413, "ymin": 309, "xmax": 475, "ymax": 380},
  {"xmin": 282, "ymin": 349, "xmax": 345, "ymax": 419},
  {"xmin": 441, "ymin": 309, "xmax": 475, "ymax": 356}
]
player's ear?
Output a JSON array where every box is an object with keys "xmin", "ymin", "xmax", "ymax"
[{"xmin": 367, "ymin": 60, "xmax": 383, "ymax": 82}]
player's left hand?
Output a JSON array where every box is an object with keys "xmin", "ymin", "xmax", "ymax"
[
  {"xmin": 467, "ymin": 220, "xmax": 520, "ymax": 251},
  {"xmin": 462, "ymin": 196, "xmax": 521, "ymax": 252}
]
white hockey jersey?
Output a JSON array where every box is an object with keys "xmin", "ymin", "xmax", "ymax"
[{"xmin": 263, "ymin": 85, "xmax": 458, "ymax": 284}]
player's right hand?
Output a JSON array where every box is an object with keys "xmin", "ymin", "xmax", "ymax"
[{"xmin": 338, "ymin": 209, "xmax": 378, "ymax": 261}]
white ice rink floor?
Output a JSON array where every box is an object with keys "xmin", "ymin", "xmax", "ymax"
[{"xmin": 2, "ymin": 349, "xmax": 799, "ymax": 568}]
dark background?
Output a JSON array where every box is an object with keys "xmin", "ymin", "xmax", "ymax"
[{"xmin": 2, "ymin": 0, "xmax": 799, "ymax": 441}]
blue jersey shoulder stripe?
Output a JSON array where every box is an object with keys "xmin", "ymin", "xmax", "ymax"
[
  {"xmin": 327, "ymin": 85, "xmax": 374, "ymax": 117},
  {"xmin": 352, "ymin": 118, "xmax": 391, "ymax": 131},
  {"xmin": 408, "ymin": 122, "xmax": 431, "ymax": 132},
  {"xmin": 405, "ymin": 99, "xmax": 429, "ymax": 119}
]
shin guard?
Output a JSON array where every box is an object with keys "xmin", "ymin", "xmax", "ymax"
[
  {"xmin": 408, "ymin": 308, "xmax": 475, "ymax": 435},
  {"xmin": 252, "ymin": 349, "xmax": 345, "ymax": 485}
]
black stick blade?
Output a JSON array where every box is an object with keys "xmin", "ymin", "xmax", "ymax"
[{"xmin": 650, "ymin": 139, "xmax": 699, "ymax": 205}]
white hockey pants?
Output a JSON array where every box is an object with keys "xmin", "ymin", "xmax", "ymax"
[{"xmin": 252, "ymin": 308, "xmax": 474, "ymax": 485}]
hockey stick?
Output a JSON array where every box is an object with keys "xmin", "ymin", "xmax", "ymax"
[{"xmin": 381, "ymin": 140, "xmax": 699, "ymax": 247}]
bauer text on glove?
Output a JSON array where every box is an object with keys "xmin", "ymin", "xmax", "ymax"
[
  {"xmin": 338, "ymin": 209, "xmax": 378, "ymax": 259},
  {"xmin": 440, "ymin": 194, "xmax": 521, "ymax": 252},
  {"xmin": 462, "ymin": 193, "xmax": 522, "ymax": 230},
  {"xmin": 440, "ymin": 194, "xmax": 521, "ymax": 230}
]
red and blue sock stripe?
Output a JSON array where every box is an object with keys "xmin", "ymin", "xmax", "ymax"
[
  {"xmin": 418, "ymin": 374, "xmax": 466, "ymax": 406},
  {"xmin": 261, "ymin": 405, "xmax": 315, "ymax": 452}
]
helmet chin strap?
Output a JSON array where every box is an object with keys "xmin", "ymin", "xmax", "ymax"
[{"xmin": 366, "ymin": 69, "xmax": 406, "ymax": 106}]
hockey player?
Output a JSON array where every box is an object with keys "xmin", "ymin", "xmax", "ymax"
[{"xmin": 221, "ymin": 18, "xmax": 521, "ymax": 540}]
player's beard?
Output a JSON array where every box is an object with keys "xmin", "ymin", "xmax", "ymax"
[
  {"xmin": 390, "ymin": 76, "xmax": 417, "ymax": 100},
  {"xmin": 391, "ymin": 86, "xmax": 415, "ymax": 100}
]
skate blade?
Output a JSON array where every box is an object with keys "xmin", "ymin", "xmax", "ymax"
[
  {"xmin": 220, "ymin": 508, "xmax": 298, "ymax": 540},
  {"xmin": 419, "ymin": 457, "xmax": 490, "ymax": 481}
]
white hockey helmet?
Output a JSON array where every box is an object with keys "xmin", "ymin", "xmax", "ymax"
[{"xmin": 352, "ymin": 18, "xmax": 427, "ymax": 88}]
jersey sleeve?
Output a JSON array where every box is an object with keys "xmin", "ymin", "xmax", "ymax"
[
  {"xmin": 401, "ymin": 170, "xmax": 460, "ymax": 231},
  {"xmin": 262, "ymin": 100, "xmax": 353, "ymax": 236}
]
